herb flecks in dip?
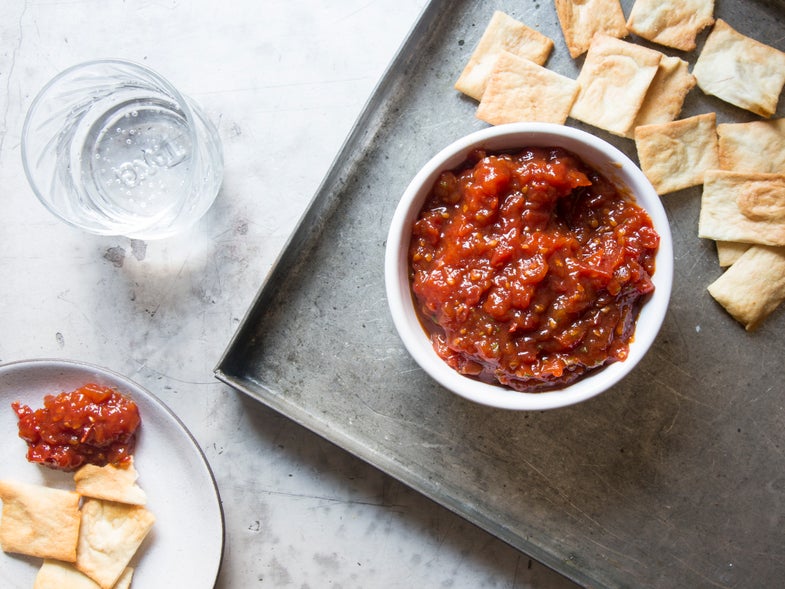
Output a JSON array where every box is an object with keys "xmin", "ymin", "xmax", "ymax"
[{"xmin": 409, "ymin": 147, "xmax": 659, "ymax": 392}]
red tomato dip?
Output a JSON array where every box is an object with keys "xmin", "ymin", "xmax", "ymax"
[
  {"xmin": 409, "ymin": 147, "xmax": 659, "ymax": 392},
  {"xmin": 12, "ymin": 383, "xmax": 141, "ymax": 471}
]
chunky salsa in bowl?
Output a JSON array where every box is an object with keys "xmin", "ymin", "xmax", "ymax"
[{"xmin": 385, "ymin": 123, "xmax": 673, "ymax": 410}]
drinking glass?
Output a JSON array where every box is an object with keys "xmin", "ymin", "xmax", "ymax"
[{"xmin": 21, "ymin": 59, "xmax": 223, "ymax": 239}]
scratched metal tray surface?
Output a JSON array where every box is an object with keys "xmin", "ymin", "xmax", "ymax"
[{"xmin": 216, "ymin": 1, "xmax": 785, "ymax": 587}]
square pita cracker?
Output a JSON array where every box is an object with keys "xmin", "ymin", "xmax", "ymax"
[
  {"xmin": 76, "ymin": 498, "xmax": 155, "ymax": 589},
  {"xmin": 455, "ymin": 11, "xmax": 554, "ymax": 101},
  {"xmin": 74, "ymin": 457, "xmax": 147, "ymax": 506},
  {"xmin": 699, "ymin": 170, "xmax": 785, "ymax": 246},
  {"xmin": 476, "ymin": 51, "xmax": 580, "ymax": 125},
  {"xmin": 693, "ymin": 19, "xmax": 785, "ymax": 118},
  {"xmin": 626, "ymin": 0, "xmax": 715, "ymax": 51},
  {"xmin": 0, "ymin": 479, "xmax": 81, "ymax": 562},
  {"xmin": 570, "ymin": 34, "xmax": 662, "ymax": 137},
  {"xmin": 708, "ymin": 245, "xmax": 785, "ymax": 330},
  {"xmin": 634, "ymin": 113, "xmax": 719, "ymax": 195},
  {"xmin": 554, "ymin": 0, "xmax": 628, "ymax": 58},
  {"xmin": 633, "ymin": 56, "xmax": 696, "ymax": 128},
  {"xmin": 718, "ymin": 118, "xmax": 785, "ymax": 173},
  {"xmin": 716, "ymin": 241, "xmax": 750, "ymax": 267},
  {"xmin": 34, "ymin": 560, "xmax": 134, "ymax": 589}
]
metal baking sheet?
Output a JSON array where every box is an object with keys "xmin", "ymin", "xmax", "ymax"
[{"xmin": 216, "ymin": 1, "xmax": 785, "ymax": 587}]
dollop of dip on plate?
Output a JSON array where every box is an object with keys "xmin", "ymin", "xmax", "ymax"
[{"xmin": 12, "ymin": 383, "xmax": 141, "ymax": 471}]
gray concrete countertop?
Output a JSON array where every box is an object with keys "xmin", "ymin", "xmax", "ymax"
[{"xmin": 0, "ymin": 2, "xmax": 577, "ymax": 587}]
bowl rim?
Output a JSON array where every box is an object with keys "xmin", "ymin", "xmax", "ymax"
[{"xmin": 384, "ymin": 122, "xmax": 674, "ymax": 411}]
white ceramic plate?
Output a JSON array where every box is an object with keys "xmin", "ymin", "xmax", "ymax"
[{"xmin": 0, "ymin": 359, "xmax": 224, "ymax": 588}]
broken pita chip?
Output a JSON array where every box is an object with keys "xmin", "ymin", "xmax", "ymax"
[
  {"xmin": 476, "ymin": 51, "xmax": 580, "ymax": 125},
  {"xmin": 570, "ymin": 35, "xmax": 662, "ymax": 137},
  {"xmin": 716, "ymin": 241, "xmax": 751, "ymax": 267},
  {"xmin": 634, "ymin": 113, "xmax": 719, "ymax": 195},
  {"xmin": 34, "ymin": 560, "xmax": 134, "ymax": 589},
  {"xmin": 626, "ymin": 0, "xmax": 715, "ymax": 51},
  {"xmin": 693, "ymin": 19, "xmax": 785, "ymax": 118},
  {"xmin": 554, "ymin": 0, "xmax": 628, "ymax": 58},
  {"xmin": 455, "ymin": 11, "xmax": 554, "ymax": 101},
  {"xmin": 0, "ymin": 479, "xmax": 81, "ymax": 562},
  {"xmin": 718, "ymin": 118, "xmax": 785, "ymax": 173},
  {"xmin": 74, "ymin": 457, "xmax": 147, "ymax": 506},
  {"xmin": 76, "ymin": 498, "xmax": 155, "ymax": 589},
  {"xmin": 707, "ymin": 245, "xmax": 785, "ymax": 330},
  {"xmin": 633, "ymin": 56, "xmax": 696, "ymax": 128},
  {"xmin": 699, "ymin": 170, "xmax": 785, "ymax": 246}
]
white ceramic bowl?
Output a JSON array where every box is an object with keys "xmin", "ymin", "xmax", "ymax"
[{"xmin": 385, "ymin": 123, "xmax": 673, "ymax": 410}]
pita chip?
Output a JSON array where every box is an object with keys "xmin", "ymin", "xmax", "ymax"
[
  {"xmin": 455, "ymin": 11, "xmax": 554, "ymax": 101},
  {"xmin": 34, "ymin": 560, "xmax": 134, "ymax": 589},
  {"xmin": 554, "ymin": 0, "xmax": 628, "ymax": 58},
  {"xmin": 570, "ymin": 35, "xmax": 662, "ymax": 137},
  {"xmin": 716, "ymin": 241, "xmax": 750, "ymax": 267},
  {"xmin": 76, "ymin": 498, "xmax": 155, "ymax": 589},
  {"xmin": 635, "ymin": 113, "xmax": 719, "ymax": 195},
  {"xmin": 717, "ymin": 118, "xmax": 785, "ymax": 173},
  {"xmin": 699, "ymin": 170, "xmax": 785, "ymax": 246},
  {"xmin": 476, "ymin": 51, "xmax": 580, "ymax": 125},
  {"xmin": 0, "ymin": 479, "xmax": 81, "ymax": 562},
  {"xmin": 74, "ymin": 457, "xmax": 147, "ymax": 506},
  {"xmin": 708, "ymin": 245, "xmax": 785, "ymax": 330},
  {"xmin": 634, "ymin": 56, "xmax": 696, "ymax": 128},
  {"xmin": 626, "ymin": 0, "xmax": 715, "ymax": 51},
  {"xmin": 693, "ymin": 19, "xmax": 785, "ymax": 117}
]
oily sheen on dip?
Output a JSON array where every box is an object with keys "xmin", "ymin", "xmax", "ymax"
[{"xmin": 409, "ymin": 147, "xmax": 660, "ymax": 392}]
